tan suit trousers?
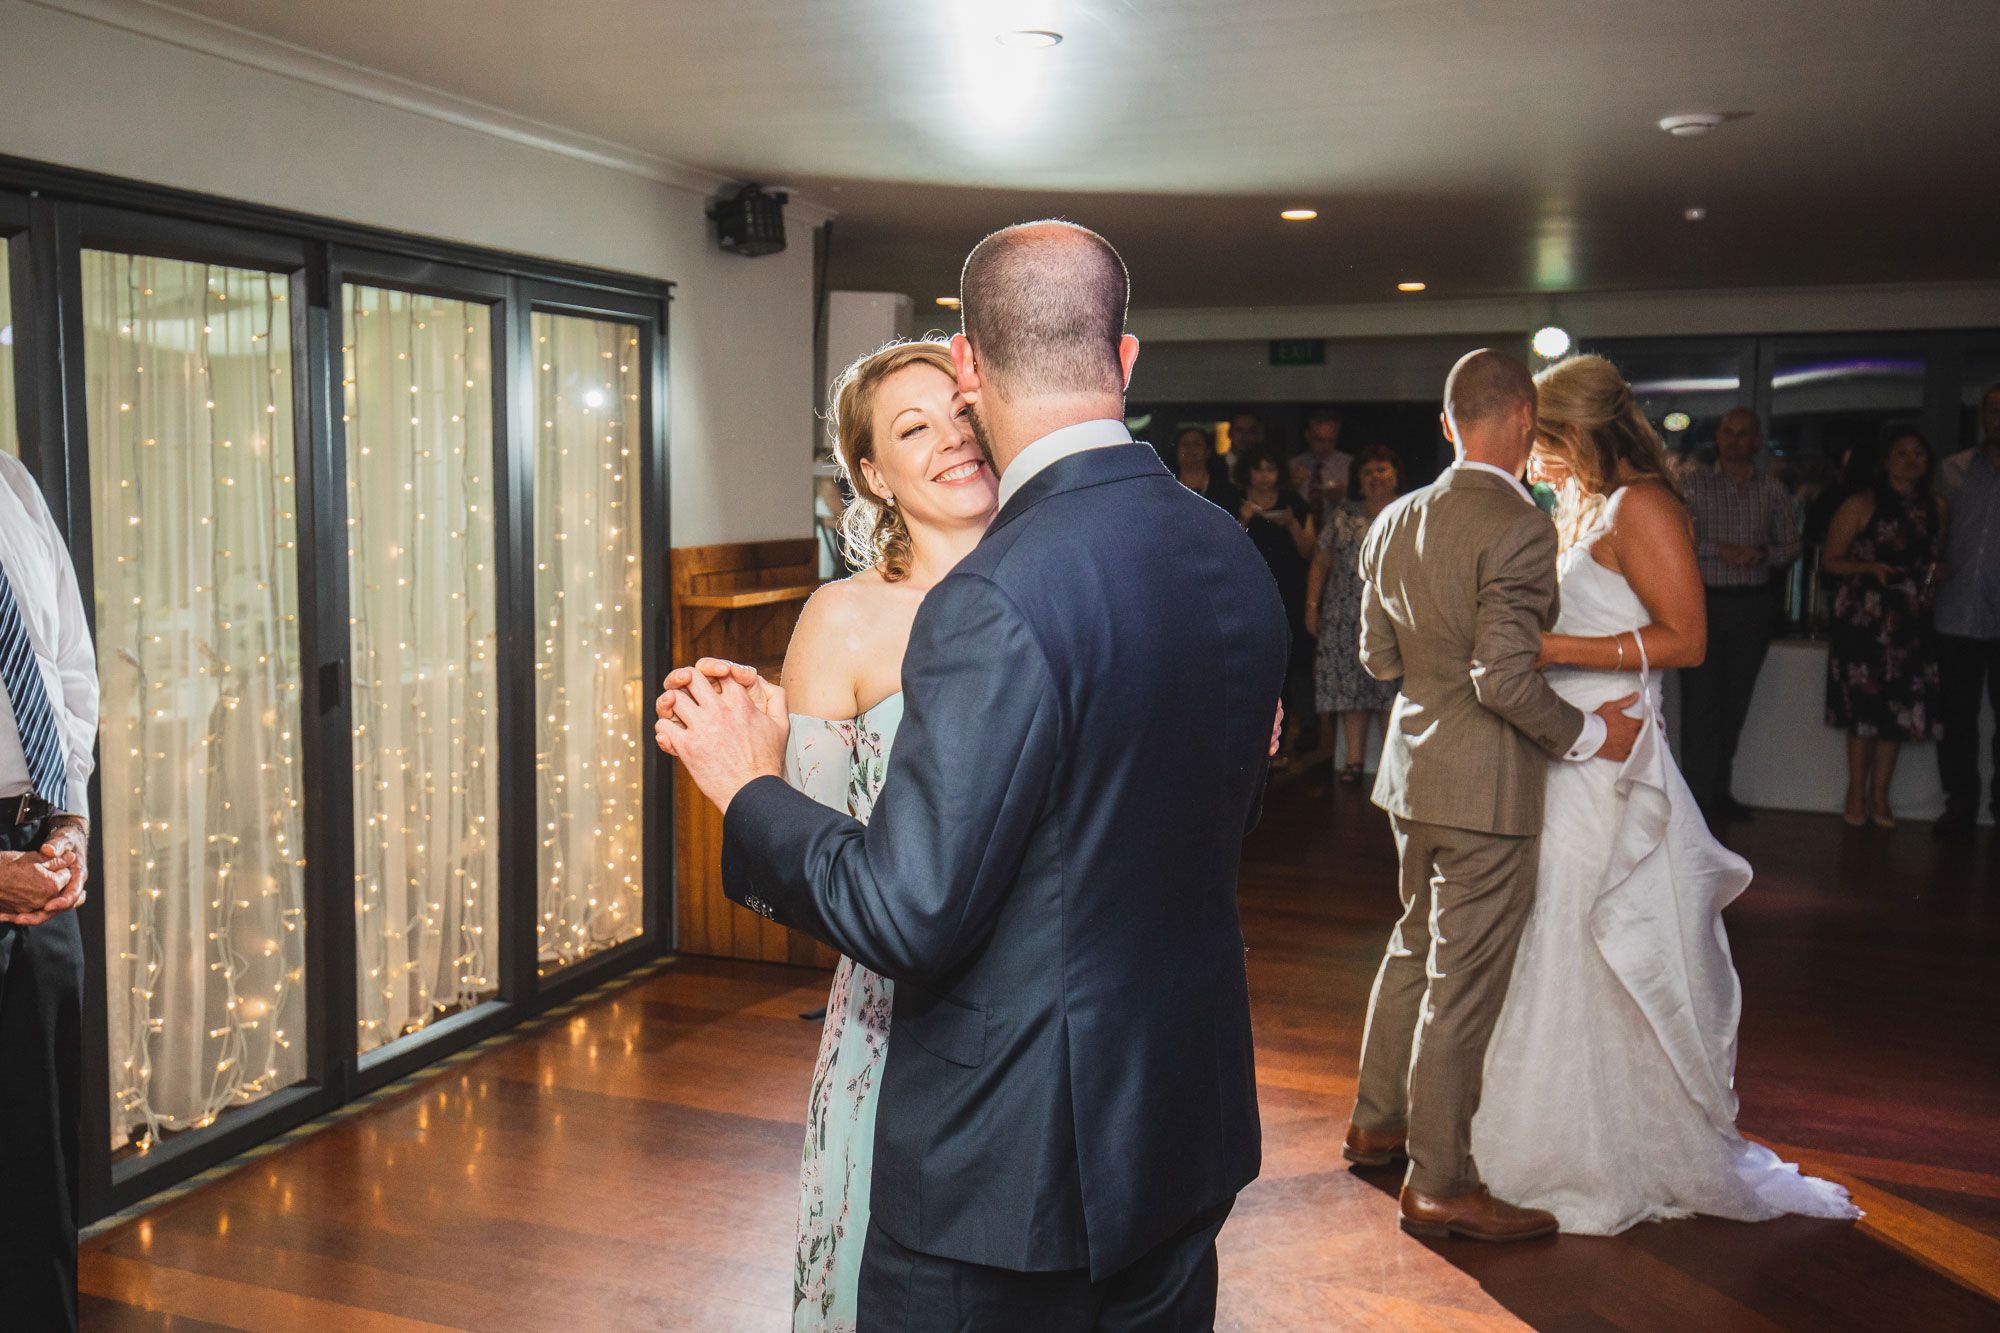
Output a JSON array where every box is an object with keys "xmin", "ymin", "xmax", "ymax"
[{"xmin": 1351, "ymin": 815, "xmax": 1539, "ymax": 1198}]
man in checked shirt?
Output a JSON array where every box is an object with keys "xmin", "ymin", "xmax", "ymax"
[{"xmin": 1680, "ymin": 408, "xmax": 1800, "ymax": 821}]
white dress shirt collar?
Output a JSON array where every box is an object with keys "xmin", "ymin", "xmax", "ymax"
[
  {"xmin": 1453, "ymin": 459, "xmax": 1536, "ymax": 507},
  {"xmin": 995, "ymin": 418, "xmax": 1133, "ymax": 509}
]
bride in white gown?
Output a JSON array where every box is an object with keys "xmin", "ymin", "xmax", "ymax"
[{"xmin": 1470, "ymin": 355, "xmax": 1859, "ymax": 1235}]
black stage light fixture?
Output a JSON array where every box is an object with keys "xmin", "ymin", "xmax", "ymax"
[{"xmin": 709, "ymin": 183, "xmax": 789, "ymax": 257}]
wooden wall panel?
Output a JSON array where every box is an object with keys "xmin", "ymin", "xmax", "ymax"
[{"xmin": 670, "ymin": 540, "xmax": 840, "ymax": 969}]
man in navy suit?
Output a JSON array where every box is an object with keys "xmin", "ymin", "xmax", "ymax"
[{"xmin": 659, "ymin": 221, "xmax": 1288, "ymax": 1329}]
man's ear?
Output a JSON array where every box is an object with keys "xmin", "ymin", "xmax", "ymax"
[
  {"xmin": 1438, "ymin": 410, "xmax": 1458, "ymax": 446},
  {"xmin": 1118, "ymin": 334, "xmax": 1141, "ymax": 390},
  {"xmin": 950, "ymin": 333, "xmax": 981, "ymax": 405}
]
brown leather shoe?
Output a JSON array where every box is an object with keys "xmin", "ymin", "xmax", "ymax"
[
  {"xmin": 1342, "ymin": 1123, "xmax": 1408, "ymax": 1167},
  {"xmin": 1399, "ymin": 1184, "xmax": 1558, "ymax": 1242}
]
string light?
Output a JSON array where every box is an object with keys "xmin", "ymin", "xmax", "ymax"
[
  {"xmin": 534, "ymin": 316, "xmax": 645, "ymax": 972},
  {"xmin": 345, "ymin": 287, "xmax": 500, "ymax": 1054},
  {"xmin": 89, "ymin": 256, "xmax": 307, "ymax": 1154},
  {"xmin": 73, "ymin": 265, "xmax": 649, "ymax": 1154}
]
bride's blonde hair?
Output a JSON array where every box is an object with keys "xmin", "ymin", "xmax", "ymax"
[
  {"xmin": 1532, "ymin": 354, "xmax": 1682, "ymax": 548},
  {"xmin": 825, "ymin": 339, "xmax": 957, "ymax": 582}
]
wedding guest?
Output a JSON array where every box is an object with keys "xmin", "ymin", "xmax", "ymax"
[
  {"xmin": 1822, "ymin": 431, "xmax": 1946, "ymax": 829},
  {"xmin": 1293, "ymin": 408, "xmax": 1354, "ymax": 515},
  {"xmin": 1173, "ymin": 425, "xmax": 1242, "ymax": 514},
  {"xmin": 1228, "ymin": 410, "xmax": 1268, "ymax": 457},
  {"xmin": 1933, "ymin": 384, "xmax": 2000, "ymax": 839},
  {"xmin": 1680, "ymin": 407, "xmax": 1801, "ymax": 821},
  {"xmin": 0, "ymin": 451, "xmax": 97, "ymax": 1333},
  {"xmin": 1307, "ymin": 445, "xmax": 1403, "ymax": 783},
  {"xmin": 1238, "ymin": 445, "xmax": 1317, "ymax": 764}
]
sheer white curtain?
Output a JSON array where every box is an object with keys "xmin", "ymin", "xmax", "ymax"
[
  {"xmin": 533, "ymin": 312, "xmax": 644, "ymax": 971},
  {"xmin": 84, "ymin": 253, "xmax": 309, "ymax": 1152},
  {"xmin": 343, "ymin": 286, "xmax": 500, "ymax": 1054}
]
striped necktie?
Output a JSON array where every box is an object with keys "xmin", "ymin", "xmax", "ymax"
[{"xmin": 0, "ymin": 556, "xmax": 67, "ymax": 811}]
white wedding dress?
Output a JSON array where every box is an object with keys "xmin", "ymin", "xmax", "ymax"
[{"xmin": 1470, "ymin": 490, "xmax": 1859, "ymax": 1235}]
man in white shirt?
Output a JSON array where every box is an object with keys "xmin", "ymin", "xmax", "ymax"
[
  {"xmin": 1291, "ymin": 408, "xmax": 1354, "ymax": 515},
  {"xmin": 0, "ymin": 450, "xmax": 97, "ymax": 1333}
]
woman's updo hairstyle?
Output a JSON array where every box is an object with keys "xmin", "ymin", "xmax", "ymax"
[
  {"xmin": 825, "ymin": 339, "xmax": 957, "ymax": 583},
  {"xmin": 1532, "ymin": 354, "xmax": 1682, "ymax": 547}
]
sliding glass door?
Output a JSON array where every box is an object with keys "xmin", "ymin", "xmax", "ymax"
[
  {"xmin": 532, "ymin": 310, "xmax": 646, "ymax": 973},
  {"xmin": 82, "ymin": 251, "xmax": 310, "ymax": 1157},
  {"xmin": 342, "ymin": 283, "xmax": 502, "ymax": 1055},
  {"xmin": 0, "ymin": 161, "xmax": 672, "ymax": 1222}
]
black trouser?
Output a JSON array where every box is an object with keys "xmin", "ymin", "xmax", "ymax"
[
  {"xmin": 857, "ymin": 1197, "xmax": 1234, "ymax": 1332},
  {"xmin": 1680, "ymin": 585, "xmax": 1777, "ymax": 806},
  {"xmin": 1936, "ymin": 633, "xmax": 2000, "ymax": 818},
  {"xmin": 0, "ymin": 817, "xmax": 81, "ymax": 1333}
]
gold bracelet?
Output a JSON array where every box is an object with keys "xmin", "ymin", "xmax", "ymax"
[{"xmin": 1615, "ymin": 633, "xmax": 1626, "ymax": 670}]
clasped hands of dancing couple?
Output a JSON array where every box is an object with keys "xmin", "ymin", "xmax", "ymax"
[{"xmin": 656, "ymin": 225, "xmax": 1854, "ymax": 1333}]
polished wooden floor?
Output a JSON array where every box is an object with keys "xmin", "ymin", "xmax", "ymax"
[{"xmin": 81, "ymin": 783, "xmax": 2000, "ymax": 1331}]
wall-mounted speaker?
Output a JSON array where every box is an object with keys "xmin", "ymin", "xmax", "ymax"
[{"xmin": 709, "ymin": 184, "xmax": 789, "ymax": 258}]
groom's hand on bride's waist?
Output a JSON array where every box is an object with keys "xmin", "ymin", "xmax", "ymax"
[
  {"xmin": 655, "ymin": 658, "xmax": 789, "ymax": 813},
  {"xmin": 1593, "ymin": 693, "xmax": 1643, "ymax": 763}
]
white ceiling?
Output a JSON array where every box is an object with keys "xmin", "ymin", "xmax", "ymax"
[{"xmin": 147, "ymin": 0, "xmax": 2000, "ymax": 307}]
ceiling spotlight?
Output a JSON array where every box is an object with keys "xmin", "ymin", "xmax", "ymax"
[
  {"xmin": 936, "ymin": 296, "xmax": 961, "ymax": 308},
  {"xmin": 1280, "ymin": 209, "xmax": 1318, "ymax": 221},
  {"xmin": 1532, "ymin": 326, "xmax": 1572, "ymax": 360},
  {"xmin": 583, "ymin": 388, "xmax": 607, "ymax": 408},
  {"xmin": 996, "ymin": 29, "xmax": 1062, "ymax": 48},
  {"xmin": 1683, "ymin": 206, "xmax": 1708, "ymax": 222},
  {"xmin": 1663, "ymin": 412, "xmax": 1693, "ymax": 433},
  {"xmin": 1397, "ymin": 281, "xmax": 1426, "ymax": 292},
  {"xmin": 1659, "ymin": 112, "xmax": 1736, "ymax": 137}
]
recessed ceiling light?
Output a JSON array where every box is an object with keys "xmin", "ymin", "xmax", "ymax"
[
  {"xmin": 936, "ymin": 296, "xmax": 961, "ymax": 308},
  {"xmin": 996, "ymin": 29, "xmax": 1062, "ymax": 48},
  {"xmin": 1532, "ymin": 326, "xmax": 1573, "ymax": 360},
  {"xmin": 1397, "ymin": 281, "xmax": 1426, "ymax": 292},
  {"xmin": 1659, "ymin": 112, "xmax": 1737, "ymax": 137},
  {"xmin": 1683, "ymin": 206, "xmax": 1708, "ymax": 222},
  {"xmin": 1281, "ymin": 209, "xmax": 1318, "ymax": 221}
]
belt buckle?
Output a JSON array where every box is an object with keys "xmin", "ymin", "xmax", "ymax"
[{"xmin": 3, "ymin": 793, "xmax": 49, "ymax": 829}]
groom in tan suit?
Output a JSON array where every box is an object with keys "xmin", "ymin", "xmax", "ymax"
[{"xmin": 1345, "ymin": 349, "xmax": 1641, "ymax": 1241}]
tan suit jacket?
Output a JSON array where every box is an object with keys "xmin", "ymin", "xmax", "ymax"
[{"xmin": 1360, "ymin": 466, "xmax": 1586, "ymax": 837}]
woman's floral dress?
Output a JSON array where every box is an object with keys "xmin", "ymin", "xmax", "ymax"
[
  {"xmin": 1826, "ymin": 491, "xmax": 1942, "ymax": 741},
  {"xmin": 786, "ymin": 694, "xmax": 902, "ymax": 1333},
  {"xmin": 1314, "ymin": 501, "xmax": 1399, "ymax": 714}
]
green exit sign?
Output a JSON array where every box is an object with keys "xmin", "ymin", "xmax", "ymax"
[{"xmin": 1269, "ymin": 338, "xmax": 1326, "ymax": 366}]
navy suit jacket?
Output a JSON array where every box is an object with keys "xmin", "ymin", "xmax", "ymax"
[{"xmin": 722, "ymin": 442, "xmax": 1289, "ymax": 1279}]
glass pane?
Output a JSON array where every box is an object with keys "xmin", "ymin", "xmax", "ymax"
[
  {"xmin": 533, "ymin": 312, "xmax": 644, "ymax": 973},
  {"xmin": 84, "ymin": 253, "xmax": 308, "ymax": 1156},
  {"xmin": 1771, "ymin": 348, "xmax": 1927, "ymax": 487},
  {"xmin": 1960, "ymin": 339, "xmax": 2000, "ymax": 453},
  {"xmin": 1, "ymin": 251, "xmax": 16, "ymax": 457},
  {"xmin": 1587, "ymin": 342, "xmax": 1748, "ymax": 476},
  {"xmin": 343, "ymin": 286, "xmax": 500, "ymax": 1054}
]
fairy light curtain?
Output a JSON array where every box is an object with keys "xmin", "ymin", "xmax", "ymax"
[
  {"xmin": 343, "ymin": 286, "xmax": 500, "ymax": 1055},
  {"xmin": 83, "ymin": 253, "xmax": 309, "ymax": 1153},
  {"xmin": 533, "ymin": 312, "xmax": 645, "ymax": 971}
]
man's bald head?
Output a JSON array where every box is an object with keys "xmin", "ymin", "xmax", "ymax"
[
  {"xmin": 1443, "ymin": 349, "xmax": 1536, "ymax": 431},
  {"xmin": 960, "ymin": 220, "xmax": 1129, "ymax": 400}
]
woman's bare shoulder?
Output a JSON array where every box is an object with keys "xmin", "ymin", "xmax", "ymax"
[
  {"xmin": 1614, "ymin": 477, "xmax": 1687, "ymax": 520},
  {"xmin": 784, "ymin": 574, "xmax": 884, "ymax": 716}
]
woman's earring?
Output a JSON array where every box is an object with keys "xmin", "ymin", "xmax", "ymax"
[{"xmin": 883, "ymin": 494, "xmax": 897, "ymax": 507}]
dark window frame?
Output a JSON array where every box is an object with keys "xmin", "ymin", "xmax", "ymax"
[{"xmin": 0, "ymin": 153, "xmax": 674, "ymax": 1224}]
